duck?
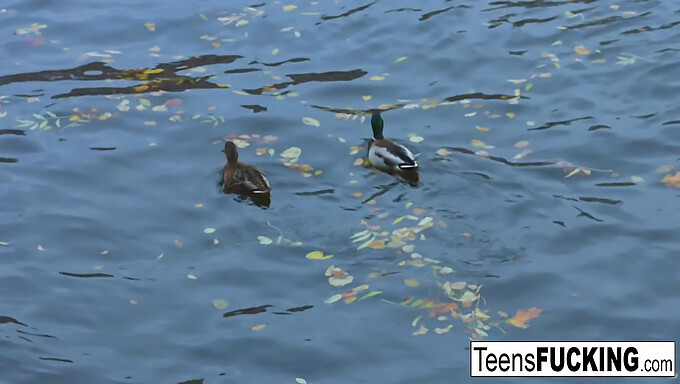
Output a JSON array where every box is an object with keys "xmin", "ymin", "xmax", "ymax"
[
  {"xmin": 220, "ymin": 141, "xmax": 271, "ymax": 196},
  {"xmin": 368, "ymin": 111, "xmax": 418, "ymax": 172}
]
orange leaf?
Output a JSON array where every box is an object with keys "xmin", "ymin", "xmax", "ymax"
[
  {"xmin": 412, "ymin": 208, "xmax": 427, "ymax": 216},
  {"xmin": 428, "ymin": 302, "xmax": 459, "ymax": 317},
  {"xmin": 368, "ymin": 240, "xmax": 386, "ymax": 250},
  {"xmin": 174, "ymin": 239, "xmax": 183, "ymax": 249},
  {"xmin": 134, "ymin": 85, "xmax": 149, "ymax": 92},
  {"xmin": 662, "ymin": 172, "xmax": 680, "ymax": 188},
  {"xmin": 507, "ymin": 307, "xmax": 542, "ymax": 329}
]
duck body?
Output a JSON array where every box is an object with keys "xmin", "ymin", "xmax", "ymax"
[
  {"xmin": 220, "ymin": 141, "xmax": 271, "ymax": 196},
  {"xmin": 367, "ymin": 112, "xmax": 418, "ymax": 172}
]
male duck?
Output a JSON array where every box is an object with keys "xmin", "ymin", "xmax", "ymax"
[
  {"xmin": 220, "ymin": 141, "xmax": 271, "ymax": 196},
  {"xmin": 368, "ymin": 111, "xmax": 418, "ymax": 171}
]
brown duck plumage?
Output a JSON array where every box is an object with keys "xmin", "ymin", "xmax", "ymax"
[{"xmin": 220, "ymin": 141, "xmax": 271, "ymax": 196}]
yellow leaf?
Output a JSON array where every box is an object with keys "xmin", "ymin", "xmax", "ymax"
[
  {"xmin": 370, "ymin": 76, "xmax": 385, "ymax": 81},
  {"xmin": 662, "ymin": 172, "xmax": 680, "ymax": 188},
  {"xmin": 353, "ymin": 158, "xmax": 364, "ymax": 166},
  {"xmin": 404, "ymin": 278, "xmax": 420, "ymax": 287},
  {"xmin": 475, "ymin": 125, "xmax": 490, "ymax": 132},
  {"xmin": 470, "ymin": 139, "xmax": 485, "ymax": 147},
  {"xmin": 507, "ymin": 307, "xmax": 542, "ymax": 329},
  {"xmin": 251, "ymin": 324, "xmax": 267, "ymax": 331},
  {"xmin": 283, "ymin": 4, "xmax": 297, "ymax": 11},
  {"xmin": 306, "ymin": 251, "xmax": 333, "ymax": 260},
  {"xmin": 506, "ymin": 113, "xmax": 515, "ymax": 118},
  {"xmin": 272, "ymin": 48, "xmax": 279, "ymax": 55},
  {"xmin": 436, "ymin": 148, "xmax": 451, "ymax": 156},
  {"xmin": 368, "ymin": 240, "xmax": 385, "ymax": 250},
  {"xmin": 574, "ymin": 45, "xmax": 591, "ymax": 55},
  {"xmin": 235, "ymin": 20, "xmax": 248, "ymax": 27},
  {"xmin": 362, "ymin": 95, "xmax": 372, "ymax": 101},
  {"xmin": 351, "ymin": 192, "xmax": 363, "ymax": 198},
  {"xmin": 144, "ymin": 22, "xmax": 156, "ymax": 32},
  {"xmin": 514, "ymin": 140, "xmax": 529, "ymax": 148}
]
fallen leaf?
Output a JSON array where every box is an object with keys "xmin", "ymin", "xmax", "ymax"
[
  {"xmin": 144, "ymin": 22, "xmax": 156, "ymax": 32},
  {"xmin": 428, "ymin": 302, "xmax": 458, "ymax": 317},
  {"xmin": 203, "ymin": 227, "xmax": 216, "ymax": 234},
  {"xmin": 436, "ymin": 148, "xmax": 451, "ymax": 156},
  {"xmin": 574, "ymin": 45, "xmax": 591, "ymax": 55},
  {"xmin": 370, "ymin": 76, "xmax": 385, "ymax": 81},
  {"xmin": 631, "ymin": 176, "xmax": 645, "ymax": 184},
  {"xmin": 507, "ymin": 307, "xmax": 542, "ymax": 329},
  {"xmin": 470, "ymin": 139, "xmax": 485, "ymax": 147},
  {"xmin": 295, "ymin": 378, "xmax": 307, "ymax": 384},
  {"xmin": 368, "ymin": 240, "xmax": 385, "ymax": 250},
  {"xmin": 435, "ymin": 325, "xmax": 453, "ymax": 334},
  {"xmin": 130, "ymin": 300, "xmax": 138, "ymax": 305},
  {"xmin": 251, "ymin": 324, "xmax": 267, "ymax": 331},
  {"xmin": 362, "ymin": 95, "xmax": 372, "ymax": 101},
  {"xmin": 515, "ymin": 140, "xmax": 529, "ymax": 148},
  {"xmin": 212, "ymin": 299, "xmax": 230, "ymax": 310},
  {"xmin": 412, "ymin": 324, "xmax": 428, "ymax": 336},
  {"xmin": 404, "ymin": 278, "xmax": 420, "ymax": 287},
  {"xmin": 409, "ymin": 135, "xmax": 424, "ymax": 143},
  {"xmin": 174, "ymin": 239, "xmax": 183, "ymax": 249},
  {"xmin": 283, "ymin": 4, "xmax": 297, "ymax": 11},
  {"xmin": 395, "ymin": 56, "xmax": 408, "ymax": 63},
  {"xmin": 258, "ymin": 236, "xmax": 273, "ymax": 245},
  {"xmin": 306, "ymin": 251, "xmax": 333, "ymax": 260},
  {"xmin": 324, "ymin": 294, "xmax": 342, "ymax": 304},
  {"xmin": 358, "ymin": 291, "xmax": 382, "ymax": 301},
  {"xmin": 187, "ymin": 274, "xmax": 197, "ymax": 280},
  {"xmin": 302, "ymin": 117, "xmax": 320, "ymax": 127},
  {"xmin": 662, "ymin": 172, "xmax": 680, "ymax": 188}
]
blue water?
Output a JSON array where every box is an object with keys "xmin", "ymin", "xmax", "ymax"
[{"xmin": 1, "ymin": 0, "xmax": 679, "ymax": 383}]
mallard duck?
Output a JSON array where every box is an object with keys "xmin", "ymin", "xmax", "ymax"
[
  {"xmin": 220, "ymin": 141, "xmax": 271, "ymax": 196},
  {"xmin": 368, "ymin": 112, "xmax": 418, "ymax": 171}
]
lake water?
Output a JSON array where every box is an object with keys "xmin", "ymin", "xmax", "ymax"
[{"xmin": 1, "ymin": 0, "xmax": 679, "ymax": 383}]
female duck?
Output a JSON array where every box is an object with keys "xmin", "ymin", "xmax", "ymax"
[
  {"xmin": 220, "ymin": 141, "xmax": 271, "ymax": 196},
  {"xmin": 368, "ymin": 112, "xmax": 418, "ymax": 172}
]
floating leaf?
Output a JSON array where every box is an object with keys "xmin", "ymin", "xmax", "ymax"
[
  {"xmin": 404, "ymin": 278, "xmax": 420, "ymax": 287},
  {"xmin": 295, "ymin": 379, "xmax": 307, "ymax": 384},
  {"xmin": 251, "ymin": 324, "xmax": 267, "ymax": 331},
  {"xmin": 436, "ymin": 148, "xmax": 451, "ymax": 156},
  {"xmin": 362, "ymin": 95, "xmax": 372, "ymax": 101},
  {"xmin": 412, "ymin": 324, "xmax": 428, "ymax": 336},
  {"xmin": 507, "ymin": 307, "xmax": 542, "ymax": 329},
  {"xmin": 283, "ymin": 4, "xmax": 297, "ymax": 11},
  {"xmin": 631, "ymin": 176, "xmax": 645, "ymax": 183},
  {"xmin": 144, "ymin": 22, "xmax": 156, "ymax": 32},
  {"xmin": 211, "ymin": 299, "xmax": 230, "ymax": 310},
  {"xmin": 565, "ymin": 168, "xmax": 581, "ymax": 178},
  {"xmin": 574, "ymin": 45, "xmax": 590, "ymax": 55},
  {"xmin": 470, "ymin": 139, "xmax": 485, "ymax": 147},
  {"xmin": 358, "ymin": 291, "xmax": 382, "ymax": 301},
  {"xmin": 258, "ymin": 236, "xmax": 273, "ymax": 245},
  {"xmin": 272, "ymin": 48, "xmax": 279, "ymax": 55},
  {"xmin": 187, "ymin": 274, "xmax": 197, "ymax": 280},
  {"xmin": 174, "ymin": 239, "xmax": 183, "ymax": 248},
  {"xmin": 235, "ymin": 20, "xmax": 248, "ymax": 27},
  {"xmin": 476, "ymin": 125, "xmax": 490, "ymax": 133},
  {"xmin": 662, "ymin": 172, "xmax": 680, "ymax": 188},
  {"xmin": 203, "ymin": 227, "xmax": 216, "ymax": 234},
  {"xmin": 280, "ymin": 147, "xmax": 302, "ymax": 159},
  {"xmin": 411, "ymin": 315, "xmax": 422, "ymax": 327},
  {"xmin": 324, "ymin": 294, "xmax": 342, "ymax": 304},
  {"xmin": 656, "ymin": 165, "xmax": 674, "ymax": 173},
  {"xmin": 302, "ymin": 117, "xmax": 321, "ymax": 127},
  {"xmin": 395, "ymin": 56, "xmax": 408, "ymax": 63},
  {"xmin": 370, "ymin": 76, "xmax": 385, "ymax": 81},
  {"xmin": 409, "ymin": 135, "xmax": 424, "ymax": 143},
  {"xmin": 357, "ymin": 238, "xmax": 374, "ymax": 250},
  {"xmin": 515, "ymin": 140, "xmax": 529, "ymax": 148},
  {"xmin": 368, "ymin": 240, "xmax": 385, "ymax": 250},
  {"xmin": 435, "ymin": 325, "xmax": 453, "ymax": 334},
  {"xmin": 306, "ymin": 251, "xmax": 333, "ymax": 260}
]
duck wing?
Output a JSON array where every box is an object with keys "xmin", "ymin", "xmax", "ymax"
[
  {"xmin": 234, "ymin": 166, "xmax": 270, "ymax": 194},
  {"xmin": 373, "ymin": 140, "xmax": 418, "ymax": 169}
]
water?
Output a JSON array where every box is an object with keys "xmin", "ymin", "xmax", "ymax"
[{"xmin": 1, "ymin": 0, "xmax": 679, "ymax": 383}]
